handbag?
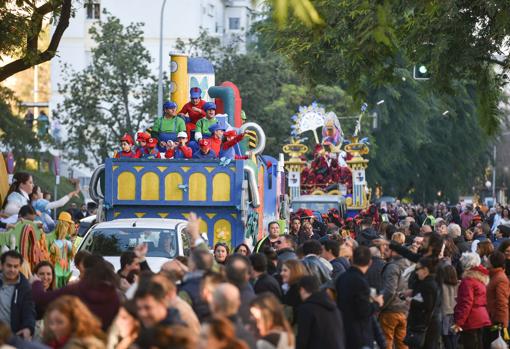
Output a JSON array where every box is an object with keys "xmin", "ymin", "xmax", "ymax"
[{"xmin": 491, "ymin": 331, "xmax": 507, "ymax": 349}]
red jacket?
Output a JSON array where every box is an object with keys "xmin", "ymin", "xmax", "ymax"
[
  {"xmin": 165, "ymin": 145, "xmax": 192, "ymax": 159},
  {"xmin": 486, "ymin": 267, "xmax": 510, "ymax": 325},
  {"xmin": 179, "ymin": 100, "xmax": 206, "ymax": 124},
  {"xmin": 209, "ymin": 136, "xmax": 222, "ymax": 157},
  {"xmin": 454, "ymin": 267, "xmax": 491, "ymax": 330}
]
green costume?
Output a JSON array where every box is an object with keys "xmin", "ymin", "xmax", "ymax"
[
  {"xmin": 195, "ymin": 117, "xmax": 218, "ymax": 138},
  {"xmin": 152, "ymin": 116, "xmax": 186, "ymax": 134}
]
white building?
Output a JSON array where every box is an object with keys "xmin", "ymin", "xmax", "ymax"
[{"xmin": 50, "ymin": 0, "xmax": 254, "ymax": 111}]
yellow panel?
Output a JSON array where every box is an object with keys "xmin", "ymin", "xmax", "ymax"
[
  {"xmin": 189, "ymin": 173, "xmax": 206, "ymax": 201},
  {"xmin": 229, "ymin": 166, "xmax": 235, "ymax": 172},
  {"xmin": 117, "ymin": 172, "xmax": 135, "ymax": 200},
  {"xmin": 204, "ymin": 166, "xmax": 215, "ymax": 173},
  {"xmin": 114, "ymin": 212, "xmax": 121, "ymax": 218},
  {"xmin": 231, "ymin": 213, "xmax": 237, "ymax": 219},
  {"xmin": 206, "ymin": 213, "xmax": 217, "ymax": 219},
  {"xmin": 214, "ymin": 219, "xmax": 232, "ymax": 247},
  {"xmin": 165, "ymin": 173, "xmax": 183, "ymax": 201},
  {"xmin": 212, "ymin": 173, "xmax": 231, "ymax": 202},
  {"xmin": 158, "ymin": 213, "xmax": 169, "ymax": 218},
  {"xmin": 112, "ymin": 165, "xmax": 119, "ymax": 171},
  {"xmin": 141, "ymin": 172, "xmax": 160, "ymax": 200},
  {"xmin": 135, "ymin": 212, "xmax": 146, "ymax": 218},
  {"xmin": 157, "ymin": 166, "xmax": 168, "ymax": 172},
  {"xmin": 181, "ymin": 213, "xmax": 190, "ymax": 219},
  {"xmin": 181, "ymin": 166, "xmax": 191, "ymax": 172}
]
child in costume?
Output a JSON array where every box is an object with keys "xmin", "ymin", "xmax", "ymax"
[
  {"xmin": 208, "ymin": 122, "xmax": 226, "ymax": 157},
  {"xmin": 134, "ymin": 131, "xmax": 151, "ymax": 158},
  {"xmin": 49, "ymin": 212, "xmax": 76, "ymax": 288},
  {"xmin": 164, "ymin": 132, "xmax": 192, "ymax": 159},
  {"xmin": 220, "ymin": 130, "xmax": 245, "ymax": 160},
  {"xmin": 194, "ymin": 102, "xmax": 218, "ymax": 141},
  {"xmin": 140, "ymin": 137, "xmax": 161, "ymax": 159},
  {"xmin": 192, "ymin": 139, "xmax": 217, "ymax": 159},
  {"xmin": 114, "ymin": 133, "xmax": 136, "ymax": 158}
]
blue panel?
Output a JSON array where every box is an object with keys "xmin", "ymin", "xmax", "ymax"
[{"xmin": 188, "ymin": 57, "xmax": 215, "ymax": 74}]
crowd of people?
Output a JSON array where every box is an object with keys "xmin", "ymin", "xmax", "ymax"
[
  {"xmin": 3, "ymin": 168, "xmax": 510, "ymax": 348},
  {"xmin": 114, "ymin": 87, "xmax": 246, "ymax": 161}
]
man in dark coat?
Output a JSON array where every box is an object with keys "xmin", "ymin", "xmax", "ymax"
[
  {"xmin": 357, "ymin": 217, "xmax": 380, "ymax": 246},
  {"xmin": 336, "ymin": 245, "xmax": 383, "ymax": 349},
  {"xmin": 296, "ymin": 276, "xmax": 345, "ymax": 349},
  {"xmin": 250, "ymin": 253, "xmax": 282, "ymax": 300},
  {"xmin": 0, "ymin": 251, "xmax": 35, "ymax": 339},
  {"xmin": 225, "ymin": 254, "xmax": 256, "ymax": 325},
  {"xmin": 366, "ymin": 246, "xmax": 386, "ymax": 292},
  {"xmin": 321, "ymin": 239, "xmax": 350, "ymax": 280}
]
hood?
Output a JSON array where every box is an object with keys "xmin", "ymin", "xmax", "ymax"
[
  {"xmin": 305, "ymin": 291, "xmax": 337, "ymax": 311},
  {"xmin": 463, "ymin": 267, "xmax": 489, "ymax": 285}
]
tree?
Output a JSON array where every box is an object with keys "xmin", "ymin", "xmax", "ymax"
[
  {"xmin": 259, "ymin": 0, "xmax": 510, "ymax": 134},
  {"xmin": 56, "ymin": 14, "xmax": 161, "ymax": 167},
  {"xmin": 0, "ymin": 0, "xmax": 72, "ymax": 81}
]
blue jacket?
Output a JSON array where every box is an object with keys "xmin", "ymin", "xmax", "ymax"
[
  {"xmin": 192, "ymin": 149, "xmax": 217, "ymax": 159},
  {"xmin": 0, "ymin": 272, "xmax": 36, "ymax": 335}
]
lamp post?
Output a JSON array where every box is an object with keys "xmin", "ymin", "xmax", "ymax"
[{"xmin": 157, "ymin": 0, "xmax": 168, "ymax": 115}]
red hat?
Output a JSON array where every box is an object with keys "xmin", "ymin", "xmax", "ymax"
[
  {"xmin": 224, "ymin": 130, "xmax": 238, "ymax": 137},
  {"xmin": 120, "ymin": 133, "xmax": 134, "ymax": 146},
  {"xmin": 147, "ymin": 138, "xmax": 158, "ymax": 148},
  {"xmin": 302, "ymin": 209, "xmax": 314, "ymax": 218},
  {"xmin": 199, "ymin": 139, "xmax": 210, "ymax": 148},
  {"xmin": 136, "ymin": 132, "xmax": 150, "ymax": 142}
]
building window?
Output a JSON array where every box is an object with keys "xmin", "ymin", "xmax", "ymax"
[
  {"xmin": 85, "ymin": 0, "xmax": 100, "ymax": 19},
  {"xmin": 229, "ymin": 17, "xmax": 240, "ymax": 30}
]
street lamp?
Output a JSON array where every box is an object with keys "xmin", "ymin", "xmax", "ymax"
[{"xmin": 157, "ymin": 0, "xmax": 168, "ymax": 116}]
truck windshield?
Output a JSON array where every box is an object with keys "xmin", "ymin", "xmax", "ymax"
[
  {"xmin": 83, "ymin": 228, "xmax": 178, "ymax": 258},
  {"xmin": 292, "ymin": 201, "xmax": 338, "ymax": 213}
]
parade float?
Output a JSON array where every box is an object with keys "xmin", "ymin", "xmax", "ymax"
[
  {"xmin": 283, "ymin": 103, "xmax": 371, "ymax": 217},
  {"xmin": 88, "ymin": 54, "xmax": 286, "ymax": 249}
]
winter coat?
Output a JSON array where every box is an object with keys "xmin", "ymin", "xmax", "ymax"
[
  {"xmin": 296, "ymin": 291, "xmax": 345, "ymax": 349},
  {"xmin": 330, "ymin": 257, "xmax": 349, "ymax": 280},
  {"xmin": 301, "ymin": 255, "xmax": 331, "ymax": 284},
  {"xmin": 257, "ymin": 332, "xmax": 293, "ymax": 349},
  {"xmin": 486, "ymin": 267, "xmax": 510, "ymax": 325},
  {"xmin": 282, "ymin": 283, "xmax": 302, "ymax": 325},
  {"xmin": 253, "ymin": 273, "xmax": 282, "ymax": 300},
  {"xmin": 380, "ymin": 256, "xmax": 408, "ymax": 314},
  {"xmin": 407, "ymin": 275, "xmax": 440, "ymax": 331},
  {"xmin": 336, "ymin": 266, "xmax": 376, "ymax": 349},
  {"xmin": 0, "ymin": 272, "xmax": 36, "ymax": 335},
  {"xmin": 366, "ymin": 256, "xmax": 386, "ymax": 292},
  {"xmin": 238, "ymin": 282, "xmax": 256, "ymax": 325},
  {"xmin": 453, "ymin": 236, "xmax": 471, "ymax": 253},
  {"xmin": 453, "ymin": 268, "xmax": 491, "ymax": 330},
  {"xmin": 178, "ymin": 271, "xmax": 211, "ymax": 322},
  {"xmin": 31, "ymin": 279, "xmax": 119, "ymax": 331}
]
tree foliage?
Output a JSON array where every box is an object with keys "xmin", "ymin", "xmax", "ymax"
[
  {"xmin": 0, "ymin": 0, "xmax": 72, "ymax": 81},
  {"xmin": 259, "ymin": 0, "xmax": 510, "ymax": 134},
  {"xmin": 56, "ymin": 14, "xmax": 160, "ymax": 167}
]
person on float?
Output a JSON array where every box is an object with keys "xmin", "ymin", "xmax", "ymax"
[
  {"xmin": 219, "ymin": 129, "xmax": 246, "ymax": 160},
  {"xmin": 134, "ymin": 131, "xmax": 150, "ymax": 158},
  {"xmin": 150, "ymin": 101, "xmax": 186, "ymax": 146},
  {"xmin": 164, "ymin": 132, "xmax": 192, "ymax": 159},
  {"xmin": 140, "ymin": 137, "xmax": 161, "ymax": 159},
  {"xmin": 194, "ymin": 102, "xmax": 218, "ymax": 141},
  {"xmin": 50, "ymin": 211, "xmax": 76, "ymax": 288},
  {"xmin": 178, "ymin": 87, "xmax": 206, "ymax": 135},
  {"xmin": 30, "ymin": 185, "xmax": 79, "ymax": 232},
  {"xmin": 192, "ymin": 139, "xmax": 217, "ymax": 159},
  {"xmin": 114, "ymin": 133, "xmax": 136, "ymax": 159},
  {"xmin": 208, "ymin": 122, "xmax": 226, "ymax": 156},
  {"xmin": 1, "ymin": 172, "xmax": 34, "ymax": 217}
]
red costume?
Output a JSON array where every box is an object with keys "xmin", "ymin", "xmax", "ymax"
[
  {"xmin": 134, "ymin": 132, "xmax": 151, "ymax": 158},
  {"xmin": 165, "ymin": 145, "xmax": 192, "ymax": 159},
  {"xmin": 114, "ymin": 133, "xmax": 136, "ymax": 158},
  {"xmin": 179, "ymin": 99, "xmax": 206, "ymax": 125}
]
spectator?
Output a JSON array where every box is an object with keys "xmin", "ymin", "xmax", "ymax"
[
  {"xmin": 213, "ymin": 243, "xmax": 230, "ymax": 265},
  {"xmin": 225, "ymin": 255, "xmax": 255, "ymax": 325},
  {"xmin": 118, "ymin": 244, "xmax": 151, "ymax": 288},
  {"xmin": 32, "ymin": 255, "xmax": 120, "ymax": 331},
  {"xmin": 32, "ymin": 261, "xmax": 55, "ymax": 341},
  {"xmin": 460, "ymin": 205, "xmax": 474, "ymax": 230},
  {"xmin": 379, "ymin": 243, "xmax": 409, "ymax": 349},
  {"xmin": 280, "ymin": 259, "xmax": 308, "ymax": 325},
  {"xmin": 42, "ymin": 295, "xmax": 105, "ymax": 349},
  {"xmin": 107, "ymin": 300, "xmax": 140, "ymax": 349},
  {"xmin": 298, "ymin": 221, "xmax": 319, "ymax": 244},
  {"xmin": 357, "ymin": 217, "xmax": 379, "ymax": 246},
  {"xmin": 234, "ymin": 243, "xmax": 251, "ymax": 256},
  {"xmin": 73, "ymin": 250, "xmax": 91, "ymax": 281},
  {"xmin": 449, "ymin": 223, "xmax": 470, "ymax": 253},
  {"xmin": 0, "ymin": 250, "xmax": 35, "ymax": 340},
  {"xmin": 199, "ymin": 317, "xmax": 249, "ymax": 349},
  {"xmin": 436, "ymin": 263, "xmax": 459, "ymax": 349},
  {"xmin": 366, "ymin": 245, "xmax": 387, "ymax": 292},
  {"xmin": 296, "ymin": 276, "xmax": 345, "ymax": 349},
  {"xmin": 405, "ymin": 256, "xmax": 441, "ymax": 349},
  {"xmin": 179, "ymin": 249, "xmax": 214, "ymax": 322},
  {"xmin": 275, "ymin": 235, "xmax": 298, "ymax": 273},
  {"xmin": 475, "ymin": 240, "xmax": 493, "ymax": 267},
  {"xmin": 336, "ymin": 245, "xmax": 383, "ymax": 349},
  {"xmin": 321, "ymin": 239, "xmax": 350, "ymax": 279},
  {"xmin": 249, "ymin": 253, "xmax": 282, "ymax": 299},
  {"xmin": 210, "ymin": 283, "xmax": 256, "ymax": 349},
  {"xmin": 73, "ymin": 204, "xmax": 88, "ymax": 221},
  {"xmin": 250, "ymin": 293, "xmax": 294, "ymax": 349},
  {"xmin": 137, "ymin": 324, "xmax": 195, "ymax": 349},
  {"xmin": 1, "ymin": 172, "xmax": 33, "ymax": 217},
  {"xmin": 134, "ymin": 280, "xmax": 182, "ymax": 329},
  {"xmin": 289, "ymin": 218, "xmax": 301, "ymax": 243},
  {"xmin": 151, "ymin": 273, "xmax": 201, "ymax": 337},
  {"xmin": 0, "ymin": 319, "xmax": 49, "ymax": 349},
  {"xmin": 200, "ymin": 271, "xmax": 226, "ymax": 310},
  {"xmin": 254, "ymin": 222, "xmax": 281, "ymax": 252},
  {"xmin": 301, "ymin": 240, "xmax": 332, "ymax": 284},
  {"xmin": 483, "ymin": 251, "xmax": 510, "ymax": 347},
  {"xmin": 453, "ymin": 252, "xmax": 491, "ymax": 349},
  {"xmin": 18, "ymin": 205, "xmax": 37, "ymax": 222}
]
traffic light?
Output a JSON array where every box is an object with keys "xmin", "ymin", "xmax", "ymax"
[{"xmin": 413, "ymin": 64, "xmax": 431, "ymax": 80}]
